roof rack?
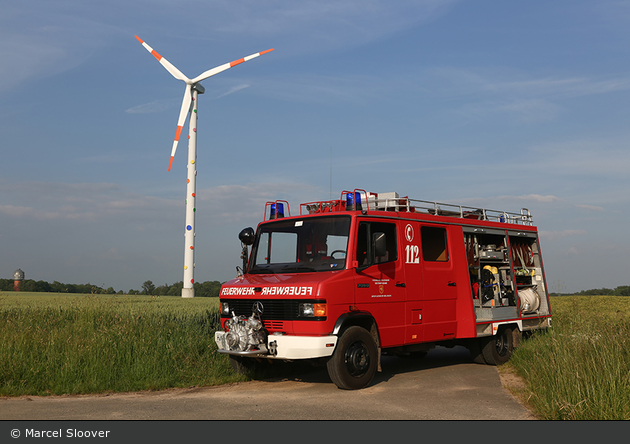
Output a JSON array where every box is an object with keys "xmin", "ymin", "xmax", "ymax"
[{"xmin": 298, "ymin": 190, "xmax": 534, "ymax": 226}]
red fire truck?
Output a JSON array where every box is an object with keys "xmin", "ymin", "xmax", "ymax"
[{"xmin": 215, "ymin": 189, "xmax": 552, "ymax": 389}]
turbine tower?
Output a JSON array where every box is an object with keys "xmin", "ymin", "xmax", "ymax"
[{"xmin": 135, "ymin": 35, "xmax": 273, "ymax": 298}]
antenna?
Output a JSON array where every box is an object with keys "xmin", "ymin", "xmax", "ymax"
[
  {"xmin": 135, "ymin": 35, "xmax": 273, "ymax": 298},
  {"xmin": 330, "ymin": 139, "xmax": 332, "ymax": 200}
]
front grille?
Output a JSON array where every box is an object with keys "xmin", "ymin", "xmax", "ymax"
[
  {"xmin": 220, "ymin": 299, "xmax": 324, "ymax": 321},
  {"xmin": 264, "ymin": 320, "xmax": 285, "ymax": 332}
]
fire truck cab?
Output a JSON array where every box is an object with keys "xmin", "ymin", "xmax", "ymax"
[{"xmin": 215, "ymin": 189, "xmax": 552, "ymax": 390}]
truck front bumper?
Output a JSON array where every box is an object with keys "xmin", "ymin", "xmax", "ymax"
[{"xmin": 215, "ymin": 331, "xmax": 337, "ymax": 360}]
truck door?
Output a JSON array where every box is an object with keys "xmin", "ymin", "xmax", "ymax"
[
  {"xmin": 401, "ymin": 222, "xmax": 424, "ymax": 344},
  {"xmin": 354, "ymin": 219, "xmax": 406, "ymax": 347},
  {"xmin": 419, "ymin": 224, "xmax": 458, "ymax": 342}
]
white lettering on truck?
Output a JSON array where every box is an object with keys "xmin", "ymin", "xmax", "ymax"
[
  {"xmin": 262, "ymin": 286, "xmax": 313, "ymax": 296},
  {"xmin": 220, "ymin": 286, "xmax": 314, "ymax": 296},
  {"xmin": 220, "ymin": 287, "xmax": 256, "ymax": 296}
]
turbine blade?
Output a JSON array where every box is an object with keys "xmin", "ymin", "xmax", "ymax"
[
  {"xmin": 135, "ymin": 35, "xmax": 191, "ymax": 83},
  {"xmin": 168, "ymin": 84, "xmax": 193, "ymax": 171},
  {"xmin": 190, "ymin": 48, "xmax": 274, "ymax": 84}
]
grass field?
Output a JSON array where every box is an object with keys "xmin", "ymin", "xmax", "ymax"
[
  {"xmin": 1, "ymin": 292, "xmax": 629, "ymax": 419},
  {"xmin": 0, "ymin": 292, "xmax": 247, "ymax": 396},
  {"xmin": 506, "ymin": 295, "xmax": 630, "ymax": 420}
]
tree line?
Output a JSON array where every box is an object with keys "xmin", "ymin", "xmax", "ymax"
[
  {"xmin": 0, "ymin": 279, "xmax": 223, "ymax": 298},
  {"xmin": 4, "ymin": 278, "xmax": 630, "ymax": 298},
  {"xmin": 572, "ymin": 285, "xmax": 630, "ymax": 296}
]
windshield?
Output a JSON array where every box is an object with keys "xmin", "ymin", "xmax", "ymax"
[{"xmin": 249, "ymin": 216, "xmax": 351, "ymax": 274}]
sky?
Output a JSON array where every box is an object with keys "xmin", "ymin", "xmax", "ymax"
[{"xmin": 1, "ymin": 0, "xmax": 629, "ymax": 294}]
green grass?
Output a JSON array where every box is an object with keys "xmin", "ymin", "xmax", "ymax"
[
  {"xmin": 507, "ymin": 296, "xmax": 630, "ymax": 420},
  {"xmin": 3, "ymin": 292, "xmax": 630, "ymax": 420},
  {"xmin": 0, "ymin": 293, "xmax": 247, "ymax": 396}
]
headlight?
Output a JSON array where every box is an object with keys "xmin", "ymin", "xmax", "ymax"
[
  {"xmin": 221, "ymin": 302, "xmax": 230, "ymax": 315},
  {"xmin": 299, "ymin": 302, "xmax": 326, "ymax": 317}
]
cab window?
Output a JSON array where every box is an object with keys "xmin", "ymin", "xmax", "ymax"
[{"xmin": 356, "ymin": 221, "xmax": 397, "ymax": 266}]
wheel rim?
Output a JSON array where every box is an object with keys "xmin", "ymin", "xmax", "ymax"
[
  {"xmin": 495, "ymin": 331, "xmax": 509, "ymax": 356},
  {"xmin": 344, "ymin": 341, "xmax": 370, "ymax": 377}
]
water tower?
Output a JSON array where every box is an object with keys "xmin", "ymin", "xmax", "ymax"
[{"xmin": 13, "ymin": 269, "xmax": 24, "ymax": 292}]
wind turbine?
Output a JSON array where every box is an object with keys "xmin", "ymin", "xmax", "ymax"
[{"xmin": 135, "ymin": 35, "xmax": 273, "ymax": 298}]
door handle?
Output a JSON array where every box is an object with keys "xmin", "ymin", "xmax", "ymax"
[
  {"xmin": 395, "ymin": 282, "xmax": 406, "ymax": 287},
  {"xmin": 447, "ymin": 281, "xmax": 457, "ymax": 287}
]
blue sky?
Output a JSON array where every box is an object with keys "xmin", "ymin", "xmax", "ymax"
[{"xmin": 1, "ymin": 0, "xmax": 629, "ymax": 293}]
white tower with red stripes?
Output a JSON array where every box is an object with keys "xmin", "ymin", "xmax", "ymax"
[{"xmin": 136, "ymin": 35, "xmax": 273, "ymax": 298}]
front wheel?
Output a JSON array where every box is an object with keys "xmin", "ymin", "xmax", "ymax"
[
  {"xmin": 481, "ymin": 327, "xmax": 514, "ymax": 365},
  {"xmin": 327, "ymin": 326, "xmax": 378, "ymax": 390}
]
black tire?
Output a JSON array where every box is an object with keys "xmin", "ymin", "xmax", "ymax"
[
  {"xmin": 481, "ymin": 327, "xmax": 514, "ymax": 365},
  {"xmin": 327, "ymin": 326, "xmax": 378, "ymax": 390},
  {"xmin": 512, "ymin": 328, "xmax": 523, "ymax": 349},
  {"xmin": 467, "ymin": 338, "xmax": 487, "ymax": 364}
]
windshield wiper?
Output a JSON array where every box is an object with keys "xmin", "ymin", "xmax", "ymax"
[{"xmin": 280, "ymin": 264, "xmax": 317, "ymax": 273}]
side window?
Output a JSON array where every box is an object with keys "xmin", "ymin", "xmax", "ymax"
[
  {"xmin": 421, "ymin": 226, "xmax": 448, "ymax": 262},
  {"xmin": 356, "ymin": 221, "xmax": 397, "ymax": 266}
]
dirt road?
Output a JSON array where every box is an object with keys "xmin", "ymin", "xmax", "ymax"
[{"xmin": 0, "ymin": 346, "xmax": 533, "ymax": 421}]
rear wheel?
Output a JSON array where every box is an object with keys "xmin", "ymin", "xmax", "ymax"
[
  {"xmin": 327, "ymin": 326, "xmax": 378, "ymax": 390},
  {"xmin": 481, "ymin": 327, "xmax": 514, "ymax": 365},
  {"xmin": 467, "ymin": 338, "xmax": 487, "ymax": 364}
]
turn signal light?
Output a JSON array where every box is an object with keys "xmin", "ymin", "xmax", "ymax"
[
  {"xmin": 299, "ymin": 302, "xmax": 327, "ymax": 317},
  {"xmin": 313, "ymin": 303, "xmax": 327, "ymax": 317}
]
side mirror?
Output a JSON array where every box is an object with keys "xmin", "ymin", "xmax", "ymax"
[
  {"xmin": 373, "ymin": 232, "xmax": 386, "ymax": 258},
  {"xmin": 239, "ymin": 227, "xmax": 255, "ymax": 246}
]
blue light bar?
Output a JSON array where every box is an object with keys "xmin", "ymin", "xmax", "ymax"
[
  {"xmin": 269, "ymin": 202, "xmax": 285, "ymax": 220},
  {"xmin": 346, "ymin": 192, "xmax": 362, "ymax": 212},
  {"xmin": 346, "ymin": 193, "xmax": 355, "ymax": 211},
  {"xmin": 354, "ymin": 192, "xmax": 362, "ymax": 212}
]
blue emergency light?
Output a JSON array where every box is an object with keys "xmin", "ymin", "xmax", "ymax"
[
  {"xmin": 346, "ymin": 192, "xmax": 362, "ymax": 212},
  {"xmin": 270, "ymin": 202, "xmax": 285, "ymax": 220}
]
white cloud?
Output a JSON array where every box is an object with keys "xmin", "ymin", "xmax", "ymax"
[
  {"xmin": 216, "ymin": 84, "xmax": 250, "ymax": 99},
  {"xmin": 0, "ymin": 181, "xmax": 178, "ymax": 222},
  {"xmin": 426, "ymin": 67, "xmax": 630, "ymax": 122},
  {"xmin": 576, "ymin": 204, "xmax": 604, "ymax": 212},
  {"xmin": 511, "ymin": 194, "xmax": 562, "ymax": 203},
  {"xmin": 125, "ymin": 99, "xmax": 175, "ymax": 114},
  {"xmin": 1, "ymin": 0, "xmax": 458, "ymax": 94},
  {"xmin": 198, "ymin": 182, "xmax": 322, "ymax": 223},
  {"xmin": 0, "ymin": 5, "xmax": 121, "ymax": 94},
  {"xmin": 196, "ymin": 0, "xmax": 458, "ymax": 50},
  {"xmin": 539, "ymin": 229, "xmax": 588, "ymax": 241}
]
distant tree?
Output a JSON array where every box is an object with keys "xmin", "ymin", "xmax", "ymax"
[
  {"xmin": 154, "ymin": 283, "xmax": 172, "ymax": 296},
  {"xmin": 0, "ymin": 279, "xmax": 13, "ymax": 291},
  {"xmin": 51, "ymin": 281, "xmax": 67, "ymax": 293},
  {"xmin": 22, "ymin": 280, "xmax": 52, "ymax": 293},
  {"xmin": 578, "ymin": 288, "xmax": 615, "ymax": 295},
  {"xmin": 194, "ymin": 280, "xmax": 222, "ymax": 297},
  {"xmin": 167, "ymin": 281, "xmax": 183, "ymax": 296},
  {"xmin": 614, "ymin": 286, "xmax": 630, "ymax": 296},
  {"xmin": 142, "ymin": 280, "xmax": 156, "ymax": 295}
]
